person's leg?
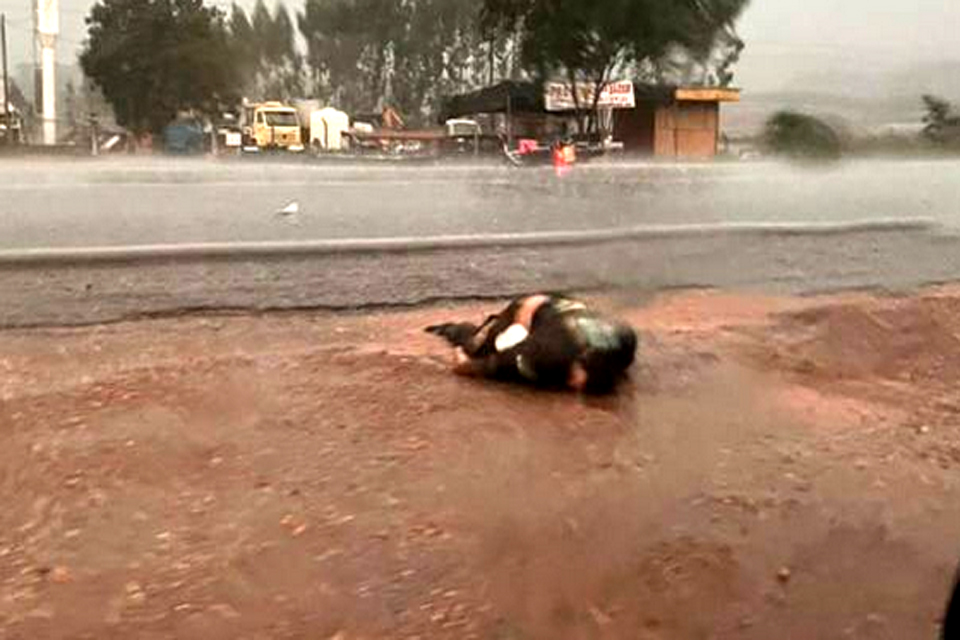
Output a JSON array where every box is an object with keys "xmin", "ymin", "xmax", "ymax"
[{"xmin": 463, "ymin": 295, "xmax": 550, "ymax": 359}]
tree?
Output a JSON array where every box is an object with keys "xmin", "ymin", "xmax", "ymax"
[
  {"xmin": 80, "ymin": 0, "xmax": 238, "ymax": 136},
  {"xmin": 64, "ymin": 81, "xmax": 79, "ymax": 133},
  {"xmin": 228, "ymin": 3, "xmax": 258, "ymax": 95},
  {"xmin": 922, "ymin": 94, "xmax": 960, "ymax": 146},
  {"xmin": 298, "ymin": 0, "xmax": 368, "ymax": 108},
  {"xmin": 482, "ymin": 0, "xmax": 751, "ymax": 133},
  {"xmin": 261, "ymin": 3, "xmax": 303, "ymax": 99},
  {"xmin": 391, "ymin": 0, "xmax": 491, "ymax": 120},
  {"xmin": 228, "ymin": 1, "xmax": 303, "ymax": 102},
  {"xmin": 713, "ymin": 28, "xmax": 744, "ymax": 87},
  {"xmin": 250, "ymin": 0, "xmax": 274, "ymax": 65},
  {"xmin": 297, "ymin": 0, "xmax": 515, "ymax": 123},
  {"xmin": 764, "ymin": 111, "xmax": 842, "ymax": 161}
]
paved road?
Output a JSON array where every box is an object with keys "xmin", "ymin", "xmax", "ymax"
[
  {"xmin": 6, "ymin": 225, "xmax": 960, "ymax": 327},
  {"xmin": 1, "ymin": 157, "xmax": 958, "ymax": 250},
  {"xmin": 2, "ymin": 157, "xmax": 960, "ymax": 327}
]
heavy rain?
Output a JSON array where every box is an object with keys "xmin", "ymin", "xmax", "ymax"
[{"xmin": 2, "ymin": 0, "xmax": 960, "ymax": 638}]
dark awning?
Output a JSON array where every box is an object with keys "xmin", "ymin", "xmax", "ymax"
[
  {"xmin": 439, "ymin": 81, "xmax": 544, "ymax": 122},
  {"xmin": 440, "ymin": 81, "xmax": 738, "ymax": 122}
]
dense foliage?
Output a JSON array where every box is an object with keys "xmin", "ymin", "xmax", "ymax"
[
  {"xmin": 81, "ymin": 0, "xmax": 751, "ymax": 131},
  {"xmin": 922, "ymin": 95, "xmax": 960, "ymax": 148},
  {"xmin": 481, "ymin": 0, "xmax": 750, "ymax": 131},
  {"xmin": 296, "ymin": 0, "xmax": 518, "ymax": 120},
  {"xmin": 764, "ymin": 111, "xmax": 843, "ymax": 160},
  {"xmin": 80, "ymin": 0, "xmax": 239, "ymax": 135},
  {"xmin": 229, "ymin": 1, "xmax": 303, "ymax": 101}
]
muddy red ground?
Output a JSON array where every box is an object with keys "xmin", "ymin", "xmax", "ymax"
[{"xmin": 2, "ymin": 288, "xmax": 960, "ymax": 639}]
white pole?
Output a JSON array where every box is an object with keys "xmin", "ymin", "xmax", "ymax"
[
  {"xmin": 41, "ymin": 41, "xmax": 55, "ymax": 144},
  {"xmin": 36, "ymin": 0, "xmax": 58, "ymax": 145}
]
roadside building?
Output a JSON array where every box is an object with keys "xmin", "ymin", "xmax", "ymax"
[
  {"xmin": 440, "ymin": 80, "xmax": 740, "ymax": 159},
  {"xmin": 615, "ymin": 85, "xmax": 740, "ymax": 158}
]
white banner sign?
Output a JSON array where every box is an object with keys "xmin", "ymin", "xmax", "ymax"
[{"xmin": 544, "ymin": 80, "xmax": 635, "ymax": 112}]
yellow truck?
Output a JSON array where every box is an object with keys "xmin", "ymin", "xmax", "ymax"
[{"xmin": 241, "ymin": 102, "xmax": 304, "ymax": 152}]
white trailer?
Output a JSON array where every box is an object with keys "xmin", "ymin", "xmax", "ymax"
[{"xmin": 309, "ymin": 107, "xmax": 350, "ymax": 152}]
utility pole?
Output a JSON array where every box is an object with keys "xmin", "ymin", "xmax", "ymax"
[
  {"xmin": 35, "ymin": 0, "xmax": 58, "ymax": 145},
  {"xmin": 1, "ymin": 13, "xmax": 10, "ymax": 135}
]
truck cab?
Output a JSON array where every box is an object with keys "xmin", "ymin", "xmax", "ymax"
[{"xmin": 242, "ymin": 102, "xmax": 304, "ymax": 152}]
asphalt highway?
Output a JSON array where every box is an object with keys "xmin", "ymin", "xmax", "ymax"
[{"xmin": 2, "ymin": 157, "xmax": 960, "ymax": 327}]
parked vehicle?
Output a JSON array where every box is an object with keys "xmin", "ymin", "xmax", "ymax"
[
  {"xmin": 214, "ymin": 113, "xmax": 243, "ymax": 153},
  {"xmin": 163, "ymin": 117, "xmax": 205, "ymax": 155},
  {"xmin": 241, "ymin": 102, "xmax": 304, "ymax": 152},
  {"xmin": 0, "ymin": 109, "xmax": 24, "ymax": 146},
  {"xmin": 309, "ymin": 107, "xmax": 350, "ymax": 152}
]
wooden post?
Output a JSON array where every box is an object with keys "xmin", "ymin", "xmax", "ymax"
[
  {"xmin": 487, "ymin": 40, "xmax": 494, "ymax": 86},
  {"xmin": 506, "ymin": 91, "xmax": 513, "ymax": 148}
]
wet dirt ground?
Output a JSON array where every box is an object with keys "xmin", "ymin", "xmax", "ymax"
[{"xmin": 2, "ymin": 287, "xmax": 960, "ymax": 639}]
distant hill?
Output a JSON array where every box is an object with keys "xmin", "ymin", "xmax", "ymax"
[{"xmin": 724, "ymin": 59, "xmax": 960, "ymax": 136}]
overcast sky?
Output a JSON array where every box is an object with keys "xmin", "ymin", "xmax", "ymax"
[
  {"xmin": 736, "ymin": 0, "xmax": 960, "ymax": 91},
  {"xmin": 2, "ymin": 0, "xmax": 959, "ymax": 91}
]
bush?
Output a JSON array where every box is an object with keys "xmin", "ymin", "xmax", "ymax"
[
  {"xmin": 763, "ymin": 111, "xmax": 843, "ymax": 160},
  {"xmin": 922, "ymin": 95, "xmax": 960, "ymax": 148}
]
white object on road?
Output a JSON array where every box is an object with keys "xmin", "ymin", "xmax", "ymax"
[
  {"xmin": 276, "ymin": 201, "xmax": 301, "ymax": 226},
  {"xmin": 277, "ymin": 201, "xmax": 300, "ymax": 216}
]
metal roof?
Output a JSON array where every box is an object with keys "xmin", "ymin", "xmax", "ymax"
[
  {"xmin": 441, "ymin": 81, "xmax": 741, "ymax": 119},
  {"xmin": 439, "ymin": 81, "xmax": 544, "ymax": 121}
]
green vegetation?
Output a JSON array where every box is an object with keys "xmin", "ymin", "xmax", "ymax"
[
  {"xmin": 80, "ymin": 0, "xmax": 752, "ymax": 133},
  {"xmin": 295, "ymin": 0, "xmax": 750, "ymax": 127},
  {"xmin": 80, "ymin": 0, "xmax": 239, "ymax": 136},
  {"xmin": 763, "ymin": 111, "xmax": 842, "ymax": 161},
  {"xmin": 296, "ymin": 0, "xmax": 498, "ymax": 120},
  {"xmin": 229, "ymin": 1, "xmax": 303, "ymax": 102},
  {"xmin": 922, "ymin": 94, "xmax": 960, "ymax": 148},
  {"xmin": 481, "ymin": 0, "xmax": 750, "ymax": 133}
]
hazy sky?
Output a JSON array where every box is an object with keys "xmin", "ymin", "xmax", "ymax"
[
  {"xmin": 736, "ymin": 0, "xmax": 960, "ymax": 91},
  {"xmin": 1, "ymin": 0, "xmax": 959, "ymax": 91}
]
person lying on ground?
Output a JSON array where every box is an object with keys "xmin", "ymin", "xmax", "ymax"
[{"xmin": 426, "ymin": 294, "xmax": 637, "ymax": 393}]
